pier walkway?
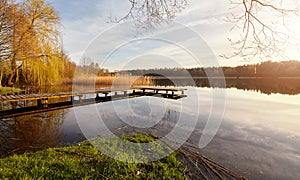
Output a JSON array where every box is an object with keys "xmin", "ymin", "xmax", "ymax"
[{"xmin": 0, "ymin": 86, "xmax": 186, "ymax": 118}]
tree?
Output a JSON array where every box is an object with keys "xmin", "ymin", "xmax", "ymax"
[
  {"xmin": 0, "ymin": 0, "xmax": 14, "ymax": 87},
  {"xmin": 0, "ymin": 0, "xmax": 63, "ymax": 86},
  {"xmin": 0, "ymin": 0, "xmax": 12, "ymax": 61},
  {"xmin": 10, "ymin": 0, "xmax": 61, "ymax": 86},
  {"xmin": 116, "ymin": 0, "xmax": 299, "ymax": 60}
]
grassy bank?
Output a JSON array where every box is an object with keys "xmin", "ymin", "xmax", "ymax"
[
  {"xmin": 0, "ymin": 134, "xmax": 247, "ymax": 179},
  {"xmin": 0, "ymin": 134, "xmax": 186, "ymax": 179}
]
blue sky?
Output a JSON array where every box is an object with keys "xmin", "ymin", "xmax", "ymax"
[{"xmin": 47, "ymin": 0, "xmax": 300, "ymax": 71}]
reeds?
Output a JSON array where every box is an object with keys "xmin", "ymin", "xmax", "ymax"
[{"xmin": 62, "ymin": 75, "xmax": 153, "ymax": 87}]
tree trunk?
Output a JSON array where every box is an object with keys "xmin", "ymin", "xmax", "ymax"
[
  {"xmin": 6, "ymin": 59, "xmax": 17, "ymax": 86},
  {"xmin": 0, "ymin": 69, "xmax": 3, "ymax": 88}
]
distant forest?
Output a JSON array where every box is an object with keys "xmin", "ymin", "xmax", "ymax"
[{"xmin": 125, "ymin": 61, "xmax": 300, "ymax": 78}]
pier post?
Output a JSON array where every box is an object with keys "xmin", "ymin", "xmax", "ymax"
[
  {"xmin": 37, "ymin": 98, "xmax": 48, "ymax": 108},
  {"xmin": 11, "ymin": 101, "xmax": 17, "ymax": 109},
  {"xmin": 105, "ymin": 93, "xmax": 108, "ymax": 98},
  {"xmin": 43, "ymin": 98, "xmax": 48, "ymax": 108},
  {"xmin": 95, "ymin": 94, "xmax": 100, "ymax": 101},
  {"xmin": 37, "ymin": 99, "xmax": 42, "ymax": 107}
]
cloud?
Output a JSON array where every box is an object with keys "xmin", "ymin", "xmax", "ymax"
[
  {"xmin": 48, "ymin": 0, "xmax": 234, "ymax": 67},
  {"xmin": 48, "ymin": 0, "xmax": 300, "ymax": 69}
]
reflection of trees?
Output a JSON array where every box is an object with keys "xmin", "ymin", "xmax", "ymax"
[
  {"xmin": 153, "ymin": 78, "xmax": 175, "ymax": 86},
  {"xmin": 0, "ymin": 120, "xmax": 16, "ymax": 157},
  {"xmin": 153, "ymin": 78, "xmax": 300, "ymax": 95},
  {"xmin": 0, "ymin": 109, "xmax": 65, "ymax": 158},
  {"xmin": 226, "ymin": 79, "xmax": 300, "ymax": 95}
]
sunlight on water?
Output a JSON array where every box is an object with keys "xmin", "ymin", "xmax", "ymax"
[
  {"xmin": 1, "ymin": 86, "xmax": 300, "ymax": 179},
  {"xmin": 192, "ymin": 88, "xmax": 300, "ymax": 179}
]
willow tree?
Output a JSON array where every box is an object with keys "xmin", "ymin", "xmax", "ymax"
[
  {"xmin": 0, "ymin": 0, "xmax": 63, "ymax": 86},
  {"xmin": 116, "ymin": 0, "xmax": 299, "ymax": 59},
  {"xmin": 21, "ymin": 47, "xmax": 66, "ymax": 86}
]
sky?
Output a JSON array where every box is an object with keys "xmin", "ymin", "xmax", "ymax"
[{"xmin": 46, "ymin": 0, "xmax": 300, "ymax": 71}]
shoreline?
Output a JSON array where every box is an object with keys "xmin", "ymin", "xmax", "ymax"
[{"xmin": 0, "ymin": 133, "xmax": 247, "ymax": 179}]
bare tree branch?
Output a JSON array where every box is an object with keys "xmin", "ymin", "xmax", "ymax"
[
  {"xmin": 223, "ymin": 0, "xmax": 299, "ymax": 60},
  {"xmin": 114, "ymin": 0, "xmax": 299, "ymax": 60},
  {"xmin": 111, "ymin": 0, "xmax": 187, "ymax": 29}
]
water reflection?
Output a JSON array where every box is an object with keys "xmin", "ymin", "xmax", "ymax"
[
  {"xmin": 1, "ymin": 83, "xmax": 300, "ymax": 179},
  {"xmin": 0, "ymin": 110, "xmax": 66, "ymax": 157},
  {"xmin": 74, "ymin": 88, "xmax": 300, "ymax": 179},
  {"xmin": 188, "ymin": 88, "xmax": 300, "ymax": 180},
  {"xmin": 74, "ymin": 97, "xmax": 183, "ymax": 140},
  {"xmin": 153, "ymin": 78, "xmax": 300, "ymax": 95}
]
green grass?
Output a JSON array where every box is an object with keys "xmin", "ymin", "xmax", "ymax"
[
  {"xmin": 0, "ymin": 87, "xmax": 21, "ymax": 95},
  {"xmin": 0, "ymin": 134, "xmax": 187, "ymax": 179},
  {"xmin": 122, "ymin": 133, "xmax": 159, "ymax": 143}
]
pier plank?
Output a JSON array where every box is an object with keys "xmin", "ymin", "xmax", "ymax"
[
  {"xmin": 1, "ymin": 96, "xmax": 6, "ymax": 100},
  {"xmin": 11, "ymin": 95, "xmax": 18, "ymax": 99},
  {"xmin": 0, "ymin": 86, "xmax": 186, "ymax": 108},
  {"xmin": 19, "ymin": 95, "xmax": 27, "ymax": 99},
  {"xmin": 27, "ymin": 94, "xmax": 37, "ymax": 98},
  {"xmin": 13, "ymin": 95, "xmax": 23, "ymax": 99},
  {"xmin": 4, "ymin": 95, "xmax": 10, "ymax": 100}
]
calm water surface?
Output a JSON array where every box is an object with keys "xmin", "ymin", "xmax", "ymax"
[{"xmin": 1, "ymin": 83, "xmax": 300, "ymax": 179}]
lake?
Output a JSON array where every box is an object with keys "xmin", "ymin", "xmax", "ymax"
[{"xmin": 1, "ymin": 79, "xmax": 300, "ymax": 179}]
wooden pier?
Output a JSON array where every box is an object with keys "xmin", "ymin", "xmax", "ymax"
[{"xmin": 0, "ymin": 86, "xmax": 187, "ymax": 118}]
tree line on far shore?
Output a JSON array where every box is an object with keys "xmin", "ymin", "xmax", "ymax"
[{"xmin": 125, "ymin": 61, "xmax": 300, "ymax": 78}]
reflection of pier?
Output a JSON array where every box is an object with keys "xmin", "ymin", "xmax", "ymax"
[{"xmin": 0, "ymin": 86, "xmax": 186, "ymax": 118}]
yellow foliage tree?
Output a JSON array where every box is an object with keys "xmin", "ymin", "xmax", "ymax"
[{"xmin": 1, "ymin": 0, "xmax": 66, "ymax": 86}]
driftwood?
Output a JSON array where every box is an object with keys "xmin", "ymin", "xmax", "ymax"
[{"xmin": 177, "ymin": 142, "xmax": 247, "ymax": 180}]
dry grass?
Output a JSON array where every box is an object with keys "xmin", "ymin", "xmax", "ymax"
[{"xmin": 62, "ymin": 75, "xmax": 153, "ymax": 87}]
